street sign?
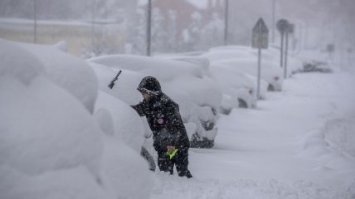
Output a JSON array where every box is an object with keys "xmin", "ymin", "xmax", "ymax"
[
  {"xmin": 277, "ymin": 19, "xmax": 289, "ymax": 34},
  {"xmin": 252, "ymin": 18, "xmax": 269, "ymax": 49}
]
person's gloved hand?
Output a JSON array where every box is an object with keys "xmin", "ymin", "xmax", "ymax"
[{"xmin": 166, "ymin": 146, "xmax": 178, "ymax": 160}]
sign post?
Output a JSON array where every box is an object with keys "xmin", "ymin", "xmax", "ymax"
[
  {"xmin": 277, "ymin": 19, "xmax": 288, "ymax": 68},
  {"xmin": 277, "ymin": 19, "xmax": 290, "ymax": 78},
  {"xmin": 252, "ymin": 18, "xmax": 269, "ymax": 100}
]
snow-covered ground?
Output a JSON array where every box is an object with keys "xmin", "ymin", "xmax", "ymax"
[{"xmin": 150, "ymin": 64, "xmax": 355, "ymax": 198}]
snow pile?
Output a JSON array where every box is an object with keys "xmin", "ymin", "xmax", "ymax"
[
  {"xmin": 0, "ymin": 77, "xmax": 103, "ymax": 176},
  {"xmin": 0, "ymin": 40, "xmax": 106, "ymax": 198},
  {"xmin": 203, "ymin": 45, "xmax": 255, "ymax": 62},
  {"xmin": 53, "ymin": 40, "xmax": 68, "ymax": 52},
  {"xmin": 210, "ymin": 63, "xmax": 260, "ymax": 108},
  {"xmin": 0, "ymin": 39, "xmax": 153, "ymax": 199},
  {"xmin": 0, "ymin": 166, "xmax": 111, "ymax": 199},
  {"xmin": 219, "ymin": 94, "xmax": 239, "ymax": 114},
  {"xmin": 95, "ymin": 91, "xmax": 145, "ymax": 152},
  {"xmin": 165, "ymin": 75, "xmax": 221, "ymax": 117},
  {"xmin": 89, "ymin": 62, "xmax": 144, "ymax": 105},
  {"xmin": 201, "ymin": 45, "xmax": 284, "ymax": 91},
  {"xmin": 0, "ymin": 39, "xmax": 44, "ymax": 84},
  {"xmin": 20, "ymin": 41, "xmax": 98, "ymax": 113},
  {"xmin": 89, "ymin": 54, "xmax": 222, "ymax": 111},
  {"xmin": 214, "ymin": 58, "xmax": 283, "ymax": 89},
  {"xmin": 100, "ymin": 137, "xmax": 153, "ymax": 199},
  {"xmin": 94, "ymin": 101, "xmax": 153, "ymax": 199},
  {"xmin": 89, "ymin": 54, "xmax": 205, "ymax": 81}
]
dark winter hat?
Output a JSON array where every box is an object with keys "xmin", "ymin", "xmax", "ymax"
[{"xmin": 137, "ymin": 76, "xmax": 161, "ymax": 94}]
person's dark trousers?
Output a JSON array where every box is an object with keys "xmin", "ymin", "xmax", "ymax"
[
  {"xmin": 157, "ymin": 149, "xmax": 192, "ymax": 178},
  {"xmin": 173, "ymin": 148, "xmax": 192, "ymax": 178},
  {"xmin": 157, "ymin": 152, "xmax": 174, "ymax": 174}
]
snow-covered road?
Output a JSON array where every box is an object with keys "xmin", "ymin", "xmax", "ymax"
[{"xmin": 151, "ymin": 66, "xmax": 355, "ymax": 199}]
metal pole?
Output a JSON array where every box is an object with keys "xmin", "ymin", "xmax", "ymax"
[
  {"xmin": 224, "ymin": 0, "xmax": 229, "ymax": 45},
  {"xmin": 257, "ymin": 48, "xmax": 261, "ymax": 99},
  {"xmin": 146, "ymin": 0, "xmax": 152, "ymax": 56},
  {"xmin": 91, "ymin": 0, "xmax": 96, "ymax": 50},
  {"xmin": 280, "ymin": 32, "xmax": 284, "ymax": 68},
  {"xmin": 271, "ymin": 0, "xmax": 276, "ymax": 43},
  {"xmin": 284, "ymin": 31, "xmax": 289, "ymax": 78},
  {"xmin": 33, "ymin": 0, "xmax": 37, "ymax": 43}
]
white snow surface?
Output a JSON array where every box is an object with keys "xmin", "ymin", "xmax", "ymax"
[
  {"xmin": 0, "ymin": 76, "xmax": 103, "ymax": 176},
  {"xmin": 0, "ymin": 40, "xmax": 152, "ymax": 199},
  {"xmin": 150, "ymin": 65, "xmax": 355, "ymax": 198},
  {"xmin": 1, "ymin": 39, "xmax": 355, "ymax": 199},
  {"xmin": 94, "ymin": 91, "xmax": 145, "ymax": 152},
  {"xmin": 89, "ymin": 54, "xmax": 206, "ymax": 81},
  {"xmin": 0, "ymin": 39, "xmax": 44, "ymax": 85},
  {"xmin": 19, "ymin": 41, "xmax": 99, "ymax": 113},
  {"xmin": 149, "ymin": 58, "xmax": 355, "ymax": 199}
]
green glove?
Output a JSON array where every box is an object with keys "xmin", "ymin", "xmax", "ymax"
[{"xmin": 166, "ymin": 148, "xmax": 179, "ymax": 160}]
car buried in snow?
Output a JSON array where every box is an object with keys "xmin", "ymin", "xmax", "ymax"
[
  {"xmin": 201, "ymin": 45, "xmax": 283, "ymax": 92},
  {"xmin": 210, "ymin": 62, "xmax": 268, "ymax": 112},
  {"xmin": 88, "ymin": 54, "xmax": 223, "ymax": 148},
  {"xmin": 291, "ymin": 60, "xmax": 332, "ymax": 74},
  {"xmin": 156, "ymin": 54, "xmax": 268, "ymax": 110}
]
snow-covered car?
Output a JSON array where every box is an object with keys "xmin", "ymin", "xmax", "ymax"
[
  {"xmin": 0, "ymin": 39, "xmax": 153, "ymax": 199},
  {"xmin": 292, "ymin": 60, "xmax": 332, "ymax": 74},
  {"xmin": 88, "ymin": 54, "xmax": 222, "ymax": 148},
  {"xmin": 214, "ymin": 58, "xmax": 283, "ymax": 92},
  {"xmin": 157, "ymin": 53, "xmax": 267, "ymax": 111},
  {"xmin": 201, "ymin": 45, "xmax": 283, "ymax": 91},
  {"xmin": 203, "ymin": 45, "xmax": 255, "ymax": 62},
  {"xmin": 17, "ymin": 41, "xmax": 98, "ymax": 113},
  {"xmin": 210, "ymin": 62, "xmax": 268, "ymax": 112}
]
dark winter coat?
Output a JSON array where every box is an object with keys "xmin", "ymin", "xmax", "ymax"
[{"xmin": 132, "ymin": 92, "xmax": 190, "ymax": 153}]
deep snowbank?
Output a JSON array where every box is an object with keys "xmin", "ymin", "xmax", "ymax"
[
  {"xmin": 0, "ymin": 39, "xmax": 153, "ymax": 199},
  {"xmin": 20, "ymin": 41, "xmax": 99, "ymax": 113}
]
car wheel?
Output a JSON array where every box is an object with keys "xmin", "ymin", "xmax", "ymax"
[
  {"xmin": 267, "ymin": 84, "xmax": 275, "ymax": 91},
  {"xmin": 190, "ymin": 133, "xmax": 214, "ymax": 148},
  {"xmin": 220, "ymin": 107, "xmax": 232, "ymax": 115},
  {"xmin": 238, "ymin": 98, "xmax": 248, "ymax": 108}
]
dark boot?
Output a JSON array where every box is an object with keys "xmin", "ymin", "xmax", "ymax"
[
  {"xmin": 178, "ymin": 170, "xmax": 193, "ymax": 178},
  {"xmin": 175, "ymin": 149, "xmax": 192, "ymax": 178}
]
